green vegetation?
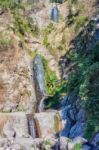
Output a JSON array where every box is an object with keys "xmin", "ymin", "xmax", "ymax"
[
  {"xmin": 0, "ymin": 0, "xmax": 98, "ymax": 141},
  {"xmin": 75, "ymin": 16, "xmax": 88, "ymax": 31},
  {"xmin": 12, "ymin": 10, "xmax": 39, "ymax": 38},
  {"xmin": 42, "ymin": 57, "xmax": 67, "ymax": 108},
  {"xmin": 50, "ymin": 0, "xmax": 64, "ymax": 4},
  {"xmin": 66, "ymin": 39, "xmax": 99, "ymax": 138},
  {"xmin": 42, "ymin": 57, "xmax": 59, "ymax": 95},
  {"xmin": 13, "ymin": 11, "xmax": 30, "ymax": 36},
  {"xmin": 44, "ymin": 139, "xmax": 51, "ymax": 146},
  {"xmin": 75, "ymin": 143, "xmax": 82, "ymax": 150},
  {"xmin": 0, "ymin": 32, "xmax": 13, "ymax": 49},
  {"xmin": 0, "ymin": 0, "xmax": 39, "ymax": 38},
  {"xmin": 67, "ymin": 0, "xmax": 87, "ymax": 31},
  {"xmin": 42, "ymin": 57, "xmax": 66, "ymax": 96},
  {"xmin": 27, "ymin": 17, "xmax": 39, "ymax": 37},
  {"xmin": 43, "ymin": 23, "xmax": 54, "ymax": 47},
  {"xmin": 0, "ymin": 0, "xmax": 16, "ymax": 9},
  {"xmin": 54, "ymin": 112, "xmax": 61, "ymax": 132}
]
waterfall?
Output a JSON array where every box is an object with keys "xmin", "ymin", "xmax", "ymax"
[
  {"xmin": 38, "ymin": 97, "xmax": 46, "ymax": 112},
  {"xmin": 27, "ymin": 115, "xmax": 36, "ymax": 138},
  {"xmin": 34, "ymin": 54, "xmax": 48, "ymax": 112},
  {"xmin": 34, "ymin": 54, "xmax": 47, "ymax": 97}
]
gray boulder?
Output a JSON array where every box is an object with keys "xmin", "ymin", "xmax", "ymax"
[
  {"xmin": 81, "ymin": 144, "xmax": 91, "ymax": 150},
  {"xmin": 60, "ymin": 118, "xmax": 72, "ymax": 137},
  {"xmin": 69, "ymin": 122, "xmax": 86, "ymax": 138},
  {"xmin": 91, "ymin": 133, "xmax": 99, "ymax": 149},
  {"xmin": 76, "ymin": 109, "xmax": 85, "ymax": 122}
]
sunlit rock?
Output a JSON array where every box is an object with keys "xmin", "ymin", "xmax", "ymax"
[
  {"xmin": 34, "ymin": 111, "xmax": 62, "ymax": 138},
  {"xmin": 0, "ymin": 112, "xmax": 29, "ymax": 138}
]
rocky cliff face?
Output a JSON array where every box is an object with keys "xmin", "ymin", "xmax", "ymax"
[
  {"xmin": 0, "ymin": 37, "xmax": 36, "ymax": 113},
  {"xmin": 0, "ymin": 0, "xmax": 99, "ymax": 149}
]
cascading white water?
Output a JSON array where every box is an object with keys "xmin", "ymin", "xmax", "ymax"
[
  {"xmin": 38, "ymin": 97, "xmax": 45, "ymax": 112},
  {"xmin": 34, "ymin": 54, "xmax": 47, "ymax": 97},
  {"xmin": 34, "ymin": 54, "xmax": 48, "ymax": 112},
  {"xmin": 27, "ymin": 116, "xmax": 36, "ymax": 138}
]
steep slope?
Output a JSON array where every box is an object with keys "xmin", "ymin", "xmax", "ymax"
[{"xmin": 0, "ymin": 0, "xmax": 99, "ymax": 149}]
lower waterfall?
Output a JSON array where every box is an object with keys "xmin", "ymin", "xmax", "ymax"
[{"xmin": 27, "ymin": 115, "xmax": 36, "ymax": 138}]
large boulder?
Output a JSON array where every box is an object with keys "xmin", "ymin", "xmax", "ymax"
[
  {"xmin": 91, "ymin": 133, "xmax": 99, "ymax": 149},
  {"xmin": 69, "ymin": 122, "xmax": 86, "ymax": 138},
  {"xmin": 76, "ymin": 109, "xmax": 85, "ymax": 122}
]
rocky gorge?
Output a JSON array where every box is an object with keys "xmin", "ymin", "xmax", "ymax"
[{"xmin": 0, "ymin": 0, "xmax": 99, "ymax": 150}]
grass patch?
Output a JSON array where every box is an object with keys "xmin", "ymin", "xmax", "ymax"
[
  {"xmin": 0, "ymin": 32, "xmax": 13, "ymax": 49},
  {"xmin": 75, "ymin": 16, "xmax": 88, "ymax": 31},
  {"xmin": 42, "ymin": 57, "xmax": 67, "ymax": 108},
  {"xmin": 43, "ymin": 22, "xmax": 54, "ymax": 47},
  {"xmin": 75, "ymin": 143, "xmax": 82, "ymax": 150}
]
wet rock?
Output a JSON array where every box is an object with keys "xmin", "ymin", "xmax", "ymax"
[
  {"xmin": 60, "ymin": 96, "xmax": 68, "ymax": 107},
  {"xmin": 91, "ymin": 133, "xmax": 99, "ymax": 149},
  {"xmin": 69, "ymin": 122, "xmax": 86, "ymax": 138},
  {"xmin": 81, "ymin": 144, "xmax": 91, "ymax": 150},
  {"xmin": 75, "ymin": 98, "xmax": 82, "ymax": 110},
  {"xmin": 60, "ymin": 118, "xmax": 72, "ymax": 137},
  {"xmin": 68, "ymin": 108, "xmax": 76, "ymax": 121},
  {"xmin": 76, "ymin": 109, "xmax": 85, "ymax": 122},
  {"xmin": 67, "ymin": 92, "xmax": 77, "ymax": 105},
  {"xmin": 59, "ymin": 105, "xmax": 71, "ymax": 120},
  {"xmin": 58, "ymin": 92, "xmax": 77, "ymax": 109}
]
